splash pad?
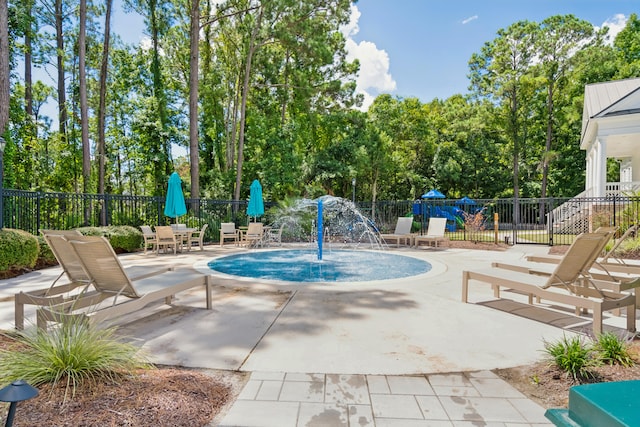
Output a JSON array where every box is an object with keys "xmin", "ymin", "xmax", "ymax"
[{"xmin": 206, "ymin": 196, "xmax": 433, "ymax": 283}]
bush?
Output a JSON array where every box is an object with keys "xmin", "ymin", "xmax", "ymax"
[
  {"xmin": 0, "ymin": 229, "xmax": 39, "ymax": 271},
  {"xmin": 543, "ymin": 335, "xmax": 599, "ymax": 382},
  {"xmin": 594, "ymin": 332, "xmax": 635, "ymax": 367},
  {"xmin": 0, "ymin": 320, "xmax": 151, "ymax": 402},
  {"xmin": 36, "ymin": 235, "xmax": 57, "ymax": 265},
  {"xmin": 76, "ymin": 225, "xmax": 143, "ymax": 252}
]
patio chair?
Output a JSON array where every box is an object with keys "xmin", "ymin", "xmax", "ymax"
[
  {"xmin": 219, "ymin": 223, "xmax": 239, "ymax": 247},
  {"xmin": 414, "ymin": 217, "xmax": 448, "ymax": 248},
  {"xmin": 155, "ymin": 226, "xmax": 178, "ymax": 254},
  {"xmin": 36, "ymin": 235, "xmax": 212, "ymax": 330},
  {"xmin": 187, "ymin": 223, "xmax": 208, "ymax": 251},
  {"xmin": 264, "ymin": 223, "xmax": 285, "ymax": 247},
  {"xmin": 492, "ymin": 228, "xmax": 640, "ymax": 306},
  {"xmin": 140, "ymin": 225, "xmax": 156, "ymax": 254},
  {"xmin": 241, "ymin": 222, "xmax": 264, "ymax": 248},
  {"xmin": 526, "ymin": 225, "xmax": 640, "ymax": 275},
  {"xmin": 600, "ymin": 224, "xmax": 639, "ymax": 266},
  {"xmin": 14, "ymin": 231, "xmax": 167, "ymax": 330},
  {"xmin": 462, "ymin": 232, "xmax": 636, "ymax": 335},
  {"xmin": 380, "ymin": 217, "xmax": 414, "ymax": 247}
]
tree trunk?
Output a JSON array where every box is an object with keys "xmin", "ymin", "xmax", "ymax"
[
  {"xmin": 0, "ymin": 0, "xmax": 9, "ymax": 137},
  {"xmin": 24, "ymin": 0, "xmax": 33, "ymax": 118},
  {"xmin": 97, "ymin": 0, "xmax": 112, "ymax": 224},
  {"xmin": 541, "ymin": 81, "xmax": 554, "ymax": 200},
  {"xmin": 234, "ymin": 6, "xmax": 263, "ymax": 202},
  {"xmin": 55, "ymin": 0, "xmax": 67, "ymax": 144},
  {"xmin": 79, "ymin": 0, "xmax": 90, "ymax": 197},
  {"xmin": 189, "ymin": 0, "xmax": 200, "ymax": 203}
]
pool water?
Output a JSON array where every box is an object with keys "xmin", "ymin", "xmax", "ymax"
[{"xmin": 207, "ymin": 249, "xmax": 432, "ymax": 283}]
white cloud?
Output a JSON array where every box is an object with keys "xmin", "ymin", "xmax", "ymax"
[
  {"xmin": 341, "ymin": 5, "xmax": 396, "ymax": 111},
  {"xmin": 598, "ymin": 14, "xmax": 627, "ymax": 45},
  {"xmin": 462, "ymin": 15, "xmax": 478, "ymax": 25}
]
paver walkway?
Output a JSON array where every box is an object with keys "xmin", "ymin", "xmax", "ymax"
[{"xmin": 220, "ymin": 370, "xmax": 550, "ymax": 426}]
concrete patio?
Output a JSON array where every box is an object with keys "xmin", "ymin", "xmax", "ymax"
[{"xmin": 1, "ymin": 243, "xmax": 636, "ymax": 426}]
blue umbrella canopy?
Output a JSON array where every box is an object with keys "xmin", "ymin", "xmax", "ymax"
[
  {"xmin": 164, "ymin": 172, "xmax": 187, "ymax": 219},
  {"xmin": 455, "ymin": 196, "xmax": 477, "ymax": 205},
  {"xmin": 421, "ymin": 189, "xmax": 446, "ymax": 199},
  {"xmin": 247, "ymin": 179, "xmax": 264, "ymax": 220}
]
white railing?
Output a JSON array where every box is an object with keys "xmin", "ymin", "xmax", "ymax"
[{"xmin": 605, "ymin": 181, "xmax": 640, "ymax": 197}]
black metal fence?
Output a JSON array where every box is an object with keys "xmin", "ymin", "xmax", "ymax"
[{"xmin": 1, "ymin": 189, "xmax": 639, "ymax": 245}]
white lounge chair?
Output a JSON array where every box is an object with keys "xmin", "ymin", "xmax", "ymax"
[
  {"xmin": 380, "ymin": 217, "xmax": 414, "ymax": 247},
  {"xmin": 36, "ymin": 235, "xmax": 212, "ymax": 330},
  {"xmin": 462, "ymin": 233, "xmax": 636, "ymax": 335},
  {"xmin": 414, "ymin": 217, "xmax": 447, "ymax": 248},
  {"xmin": 526, "ymin": 225, "xmax": 640, "ymax": 275},
  {"xmin": 15, "ymin": 231, "xmax": 167, "ymax": 330}
]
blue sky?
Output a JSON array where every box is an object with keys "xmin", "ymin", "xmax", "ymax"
[
  {"xmin": 341, "ymin": 0, "xmax": 636, "ymax": 108},
  {"xmin": 108, "ymin": 1, "xmax": 636, "ymax": 111}
]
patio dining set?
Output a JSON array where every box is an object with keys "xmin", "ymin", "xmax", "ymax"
[
  {"xmin": 219, "ymin": 222, "xmax": 284, "ymax": 248},
  {"xmin": 140, "ymin": 223, "xmax": 208, "ymax": 255}
]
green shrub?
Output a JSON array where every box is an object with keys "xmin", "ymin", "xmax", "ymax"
[
  {"xmin": 103, "ymin": 225, "xmax": 143, "ymax": 252},
  {"xmin": 75, "ymin": 226, "xmax": 102, "ymax": 236},
  {"xmin": 0, "ymin": 229, "xmax": 39, "ymax": 271},
  {"xmin": 76, "ymin": 225, "xmax": 143, "ymax": 252},
  {"xmin": 36, "ymin": 235, "xmax": 57, "ymax": 265},
  {"xmin": 594, "ymin": 332, "xmax": 635, "ymax": 367},
  {"xmin": 617, "ymin": 237, "xmax": 640, "ymax": 259},
  {"xmin": 543, "ymin": 335, "xmax": 598, "ymax": 382},
  {"xmin": 0, "ymin": 320, "xmax": 151, "ymax": 402}
]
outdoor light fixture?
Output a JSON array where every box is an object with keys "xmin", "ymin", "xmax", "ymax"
[
  {"xmin": 351, "ymin": 177, "xmax": 356, "ymax": 203},
  {"xmin": 0, "ymin": 380, "xmax": 39, "ymax": 427},
  {"xmin": 0, "ymin": 136, "xmax": 5, "ymax": 230}
]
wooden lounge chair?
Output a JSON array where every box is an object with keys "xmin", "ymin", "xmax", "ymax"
[
  {"xmin": 36, "ymin": 235, "xmax": 212, "ymax": 330},
  {"xmin": 380, "ymin": 217, "xmax": 414, "ymax": 247},
  {"xmin": 414, "ymin": 217, "xmax": 447, "ymax": 248},
  {"xmin": 462, "ymin": 233, "xmax": 636, "ymax": 335},
  {"xmin": 219, "ymin": 223, "xmax": 239, "ymax": 247},
  {"xmin": 14, "ymin": 231, "xmax": 170, "ymax": 330}
]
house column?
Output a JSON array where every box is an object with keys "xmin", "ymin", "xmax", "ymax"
[
  {"xmin": 632, "ymin": 156, "xmax": 640, "ymax": 182},
  {"xmin": 586, "ymin": 149, "xmax": 596, "ymax": 195},
  {"xmin": 595, "ymin": 138, "xmax": 607, "ymax": 197}
]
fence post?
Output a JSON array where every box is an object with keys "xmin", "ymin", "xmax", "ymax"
[
  {"xmin": 494, "ymin": 212, "xmax": 498, "ymax": 244},
  {"xmin": 157, "ymin": 196, "xmax": 163, "ymax": 225},
  {"xmin": 104, "ymin": 193, "xmax": 110, "ymax": 226},
  {"xmin": 36, "ymin": 192, "xmax": 41, "ymax": 233},
  {"xmin": 548, "ymin": 198, "xmax": 554, "ymax": 246}
]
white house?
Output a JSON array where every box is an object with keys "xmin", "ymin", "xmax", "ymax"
[{"xmin": 581, "ymin": 77, "xmax": 640, "ymax": 197}]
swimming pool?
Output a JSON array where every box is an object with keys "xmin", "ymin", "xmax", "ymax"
[{"xmin": 206, "ymin": 249, "xmax": 432, "ymax": 283}]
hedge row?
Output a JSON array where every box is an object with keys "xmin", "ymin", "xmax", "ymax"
[{"xmin": 0, "ymin": 226, "xmax": 144, "ymax": 273}]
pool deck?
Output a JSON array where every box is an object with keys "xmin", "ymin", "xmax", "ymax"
[{"xmin": 1, "ymin": 243, "xmax": 637, "ymax": 426}]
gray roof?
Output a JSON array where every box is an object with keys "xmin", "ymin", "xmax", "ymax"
[{"xmin": 582, "ymin": 77, "xmax": 640, "ymax": 139}]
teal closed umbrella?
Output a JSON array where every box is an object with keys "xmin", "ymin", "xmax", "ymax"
[
  {"xmin": 164, "ymin": 172, "xmax": 187, "ymax": 220},
  {"xmin": 247, "ymin": 179, "xmax": 264, "ymax": 221}
]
